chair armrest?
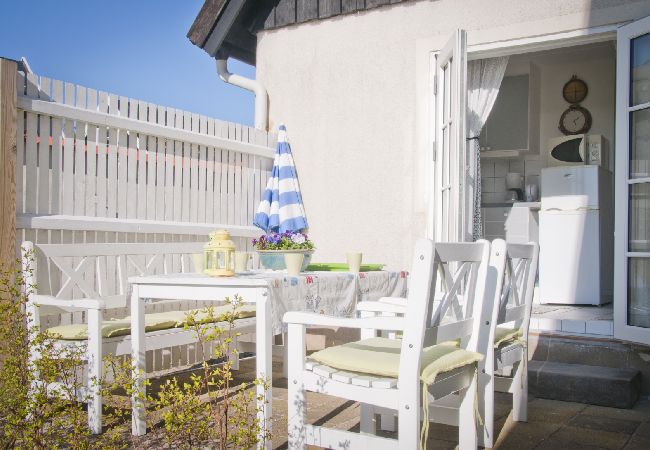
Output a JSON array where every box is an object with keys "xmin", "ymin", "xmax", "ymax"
[
  {"xmin": 283, "ymin": 311, "xmax": 404, "ymax": 331},
  {"xmin": 32, "ymin": 294, "xmax": 106, "ymax": 310},
  {"xmin": 378, "ymin": 297, "xmax": 407, "ymax": 306},
  {"xmin": 356, "ymin": 301, "xmax": 407, "ymax": 315}
]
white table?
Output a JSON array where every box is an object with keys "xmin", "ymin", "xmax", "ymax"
[{"xmin": 129, "ymin": 270, "xmax": 407, "ymax": 448}]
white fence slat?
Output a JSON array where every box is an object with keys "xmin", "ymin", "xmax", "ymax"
[
  {"xmin": 73, "ymin": 85, "xmax": 87, "ymax": 216},
  {"xmin": 197, "ymin": 115, "xmax": 207, "ymax": 223},
  {"xmin": 190, "ymin": 113, "xmax": 199, "ymax": 224},
  {"xmin": 117, "ymin": 96, "xmax": 129, "ymax": 219},
  {"xmin": 205, "ymin": 118, "xmax": 215, "ymax": 224},
  {"xmin": 219, "ymin": 123, "xmax": 229, "ymax": 224},
  {"xmin": 171, "ymin": 109, "xmax": 182, "ymax": 223},
  {"xmin": 16, "ymin": 72, "xmax": 25, "ymax": 215},
  {"xmin": 137, "ymin": 100, "xmax": 147, "ymax": 220},
  {"xmin": 146, "ymin": 103, "xmax": 157, "ymax": 221},
  {"xmin": 37, "ymin": 77, "xmax": 51, "ymax": 215},
  {"xmin": 25, "ymin": 112, "xmax": 38, "ymax": 214},
  {"xmin": 228, "ymin": 123, "xmax": 236, "ymax": 225},
  {"xmin": 96, "ymin": 92, "xmax": 109, "ymax": 218},
  {"xmin": 181, "ymin": 111, "xmax": 191, "ymax": 223},
  {"xmin": 85, "ymin": 88, "xmax": 98, "ymax": 217},
  {"xmin": 155, "ymin": 106, "xmax": 166, "ymax": 221},
  {"xmin": 51, "ymin": 80, "xmax": 64, "ymax": 215},
  {"xmin": 61, "ymin": 83, "xmax": 75, "ymax": 216},
  {"xmin": 127, "ymin": 98, "xmax": 138, "ymax": 219}
]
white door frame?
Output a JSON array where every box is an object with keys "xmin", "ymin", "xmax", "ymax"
[
  {"xmin": 432, "ymin": 30, "xmax": 467, "ymax": 243},
  {"xmin": 424, "ymin": 24, "xmax": 620, "ymax": 242},
  {"xmin": 614, "ymin": 15, "xmax": 650, "ymax": 345}
]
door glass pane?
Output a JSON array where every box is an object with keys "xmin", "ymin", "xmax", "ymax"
[
  {"xmin": 630, "ymin": 108, "xmax": 650, "ymax": 178},
  {"xmin": 631, "ymin": 32, "xmax": 650, "ymax": 106},
  {"xmin": 629, "ymin": 183, "xmax": 650, "ymax": 251},
  {"xmin": 628, "ymin": 258, "xmax": 650, "ymax": 328}
]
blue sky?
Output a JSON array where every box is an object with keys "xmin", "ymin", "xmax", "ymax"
[{"xmin": 0, "ymin": 0, "xmax": 256, "ymax": 125}]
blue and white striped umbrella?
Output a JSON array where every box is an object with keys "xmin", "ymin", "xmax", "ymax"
[{"xmin": 253, "ymin": 125, "xmax": 308, "ymax": 233}]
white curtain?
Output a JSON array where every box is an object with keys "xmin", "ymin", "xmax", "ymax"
[{"xmin": 466, "ymin": 56, "xmax": 509, "ymax": 241}]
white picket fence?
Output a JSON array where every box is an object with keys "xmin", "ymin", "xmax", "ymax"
[{"xmin": 15, "ymin": 71, "xmax": 276, "ymax": 369}]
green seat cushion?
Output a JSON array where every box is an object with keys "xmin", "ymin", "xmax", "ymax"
[
  {"xmin": 46, "ymin": 304, "xmax": 257, "ymax": 341},
  {"xmin": 308, "ymin": 337, "xmax": 482, "ymax": 381},
  {"xmin": 494, "ymin": 326, "xmax": 523, "ymax": 348}
]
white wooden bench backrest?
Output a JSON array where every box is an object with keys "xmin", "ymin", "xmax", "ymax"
[
  {"xmin": 397, "ymin": 239, "xmax": 492, "ymax": 386},
  {"xmin": 22, "ymin": 241, "xmax": 205, "ymax": 314},
  {"xmin": 495, "ymin": 242, "xmax": 539, "ymax": 338}
]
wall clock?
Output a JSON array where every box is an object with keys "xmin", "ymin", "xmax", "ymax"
[
  {"xmin": 559, "ymin": 105, "xmax": 592, "ymax": 135},
  {"xmin": 563, "ymin": 75, "xmax": 588, "ymax": 104}
]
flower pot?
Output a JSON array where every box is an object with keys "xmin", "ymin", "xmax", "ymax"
[{"xmin": 256, "ymin": 249, "xmax": 313, "ymax": 272}]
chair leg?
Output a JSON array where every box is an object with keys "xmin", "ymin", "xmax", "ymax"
[
  {"xmin": 480, "ymin": 375, "xmax": 495, "ymax": 448},
  {"xmin": 512, "ymin": 357, "xmax": 528, "ymax": 422},
  {"xmin": 282, "ymin": 331, "xmax": 289, "ymax": 378},
  {"xmin": 287, "ymin": 324, "xmax": 306, "ymax": 450},
  {"xmin": 360, "ymin": 404, "xmax": 376, "ymax": 434},
  {"xmin": 459, "ymin": 379, "xmax": 478, "ymax": 450},
  {"xmin": 87, "ymin": 308, "xmax": 103, "ymax": 434},
  {"xmin": 397, "ymin": 398, "xmax": 419, "ymax": 449}
]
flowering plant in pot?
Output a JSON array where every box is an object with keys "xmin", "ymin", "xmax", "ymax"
[{"xmin": 253, "ymin": 231, "xmax": 314, "ymax": 271}]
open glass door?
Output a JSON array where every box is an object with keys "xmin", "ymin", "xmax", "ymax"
[
  {"xmin": 615, "ymin": 15, "xmax": 650, "ymax": 344},
  {"xmin": 433, "ymin": 30, "xmax": 468, "ymax": 243}
]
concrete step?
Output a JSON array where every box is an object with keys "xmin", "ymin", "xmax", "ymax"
[
  {"xmin": 528, "ymin": 360, "xmax": 642, "ymax": 409},
  {"xmin": 528, "ymin": 333, "xmax": 650, "ymax": 394}
]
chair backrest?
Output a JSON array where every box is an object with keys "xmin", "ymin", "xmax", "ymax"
[
  {"xmin": 397, "ymin": 239, "xmax": 492, "ymax": 385},
  {"xmin": 22, "ymin": 241, "xmax": 206, "ymax": 312},
  {"xmin": 493, "ymin": 241, "xmax": 540, "ymax": 340}
]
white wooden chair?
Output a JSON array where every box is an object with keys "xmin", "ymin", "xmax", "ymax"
[
  {"xmin": 362, "ymin": 240, "xmax": 538, "ymax": 448},
  {"xmin": 21, "ymin": 241, "xmax": 256, "ymax": 434},
  {"xmin": 481, "ymin": 241, "xmax": 539, "ymax": 448},
  {"xmin": 283, "ymin": 239, "xmax": 497, "ymax": 449}
]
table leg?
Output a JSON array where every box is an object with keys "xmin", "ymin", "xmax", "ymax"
[
  {"xmin": 255, "ymin": 288, "xmax": 272, "ymax": 450},
  {"xmin": 131, "ymin": 285, "xmax": 146, "ymax": 436}
]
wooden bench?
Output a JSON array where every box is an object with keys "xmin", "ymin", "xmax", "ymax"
[{"xmin": 21, "ymin": 241, "xmax": 256, "ymax": 434}]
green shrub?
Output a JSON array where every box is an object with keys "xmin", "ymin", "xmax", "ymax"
[{"xmin": 0, "ymin": 255, "xmax": 269, "ymax": 449}]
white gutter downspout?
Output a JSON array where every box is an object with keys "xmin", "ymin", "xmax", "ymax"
[{"xmin": 216, "ymin": 58, "xmax": 268, "ymax": 130}]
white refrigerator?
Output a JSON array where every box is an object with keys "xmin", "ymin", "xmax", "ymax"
[{"xmin": 539, "ymin": 166, "xmax": 613, "ymax": 305}]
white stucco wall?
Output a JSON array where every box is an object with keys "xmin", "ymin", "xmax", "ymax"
[{"xmin": 255, "ymin": 0, "xmax": 650, "ymax": 269}]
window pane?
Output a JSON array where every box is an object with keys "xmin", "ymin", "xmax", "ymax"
[
  {"xmin": 629, "ymin": 183, "xmax": 650, "ymax": 252},
  {"xmin": 630, "ymin": 108, "xmax": 650, "ymax": 178},
  {"xmin": 631, "ymin": 32, "xmax": 650, "ymax": 106},
  {"xmin": 628, "ymin": 258, "xmax": 650, "ymax": 328}
]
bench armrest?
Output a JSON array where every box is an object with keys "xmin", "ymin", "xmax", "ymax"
[
  {"xmin": 356, "ymin": 301, "xmax": 407, "ymax": 315},
  {"xmin": 378, "ymin": 297, "xmax": 407, "ymax": 306},
  {"xmin": 283, "ymin": 311, "xmax": 404, "ymax": 331},
  {"xmin": 32, "ymin": 294, "xmax": 106, "ymax": 310}
]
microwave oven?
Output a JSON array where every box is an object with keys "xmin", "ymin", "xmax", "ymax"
[{"xmin": 547, "ymin": 134, "xmax": 608, "ymax": 168}]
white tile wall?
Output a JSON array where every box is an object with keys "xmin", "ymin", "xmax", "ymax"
[
  {"xmin": 481, "ymin": 155, "xmax": 543, "ymax": 240},
  {"xmin": 481, "ymin": 156, "xmax": 543, "ymax": 204}
]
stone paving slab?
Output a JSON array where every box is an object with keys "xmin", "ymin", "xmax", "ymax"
[{"xmin": 239, "ymin": 355, "xmax": 650, "ymax": 449}]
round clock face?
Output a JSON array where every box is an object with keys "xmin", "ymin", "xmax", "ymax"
[
  {"xmin": 563, "ymin": 77, "xmax": 588, "ymax": 104},
  {"xmin": 559, "ymin": 106, "xmax": 592, "ymax": 135}
]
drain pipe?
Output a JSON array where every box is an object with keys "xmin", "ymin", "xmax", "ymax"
[{"xmin": 216, "ymin": 56, "xmax": 268, "ymax": 130}]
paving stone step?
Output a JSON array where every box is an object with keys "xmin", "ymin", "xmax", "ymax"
[{"xmin": 528, "ymin": 360, "xmax": 642, "ymax": 409}]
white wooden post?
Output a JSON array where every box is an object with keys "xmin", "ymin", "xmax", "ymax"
[
  {"xmin": 131, "ymin": 284, "xmax": 146, "ymax": 436},
  {"xmin": 458, "ymin": 379, "xmax": 478, "ymax": 449},
  {"xmin": 255, "ymin": 288, "xmax": 272, "ymax": 450},
  {"xmin": 512, "ymin": 357, "xmax": 528, "ymax": 422},
  {"xmin": 87, "ymin": 307, "xmax": 103, "ymax": 433},
  {"xmin": 287, "ymin": 322, "xmax": 306, "ymax": 450}
]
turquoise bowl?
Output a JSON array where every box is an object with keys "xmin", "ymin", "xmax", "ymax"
[{"xmin": 257, "ymin": 250, "xmax": 313, "ymax": 272}]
